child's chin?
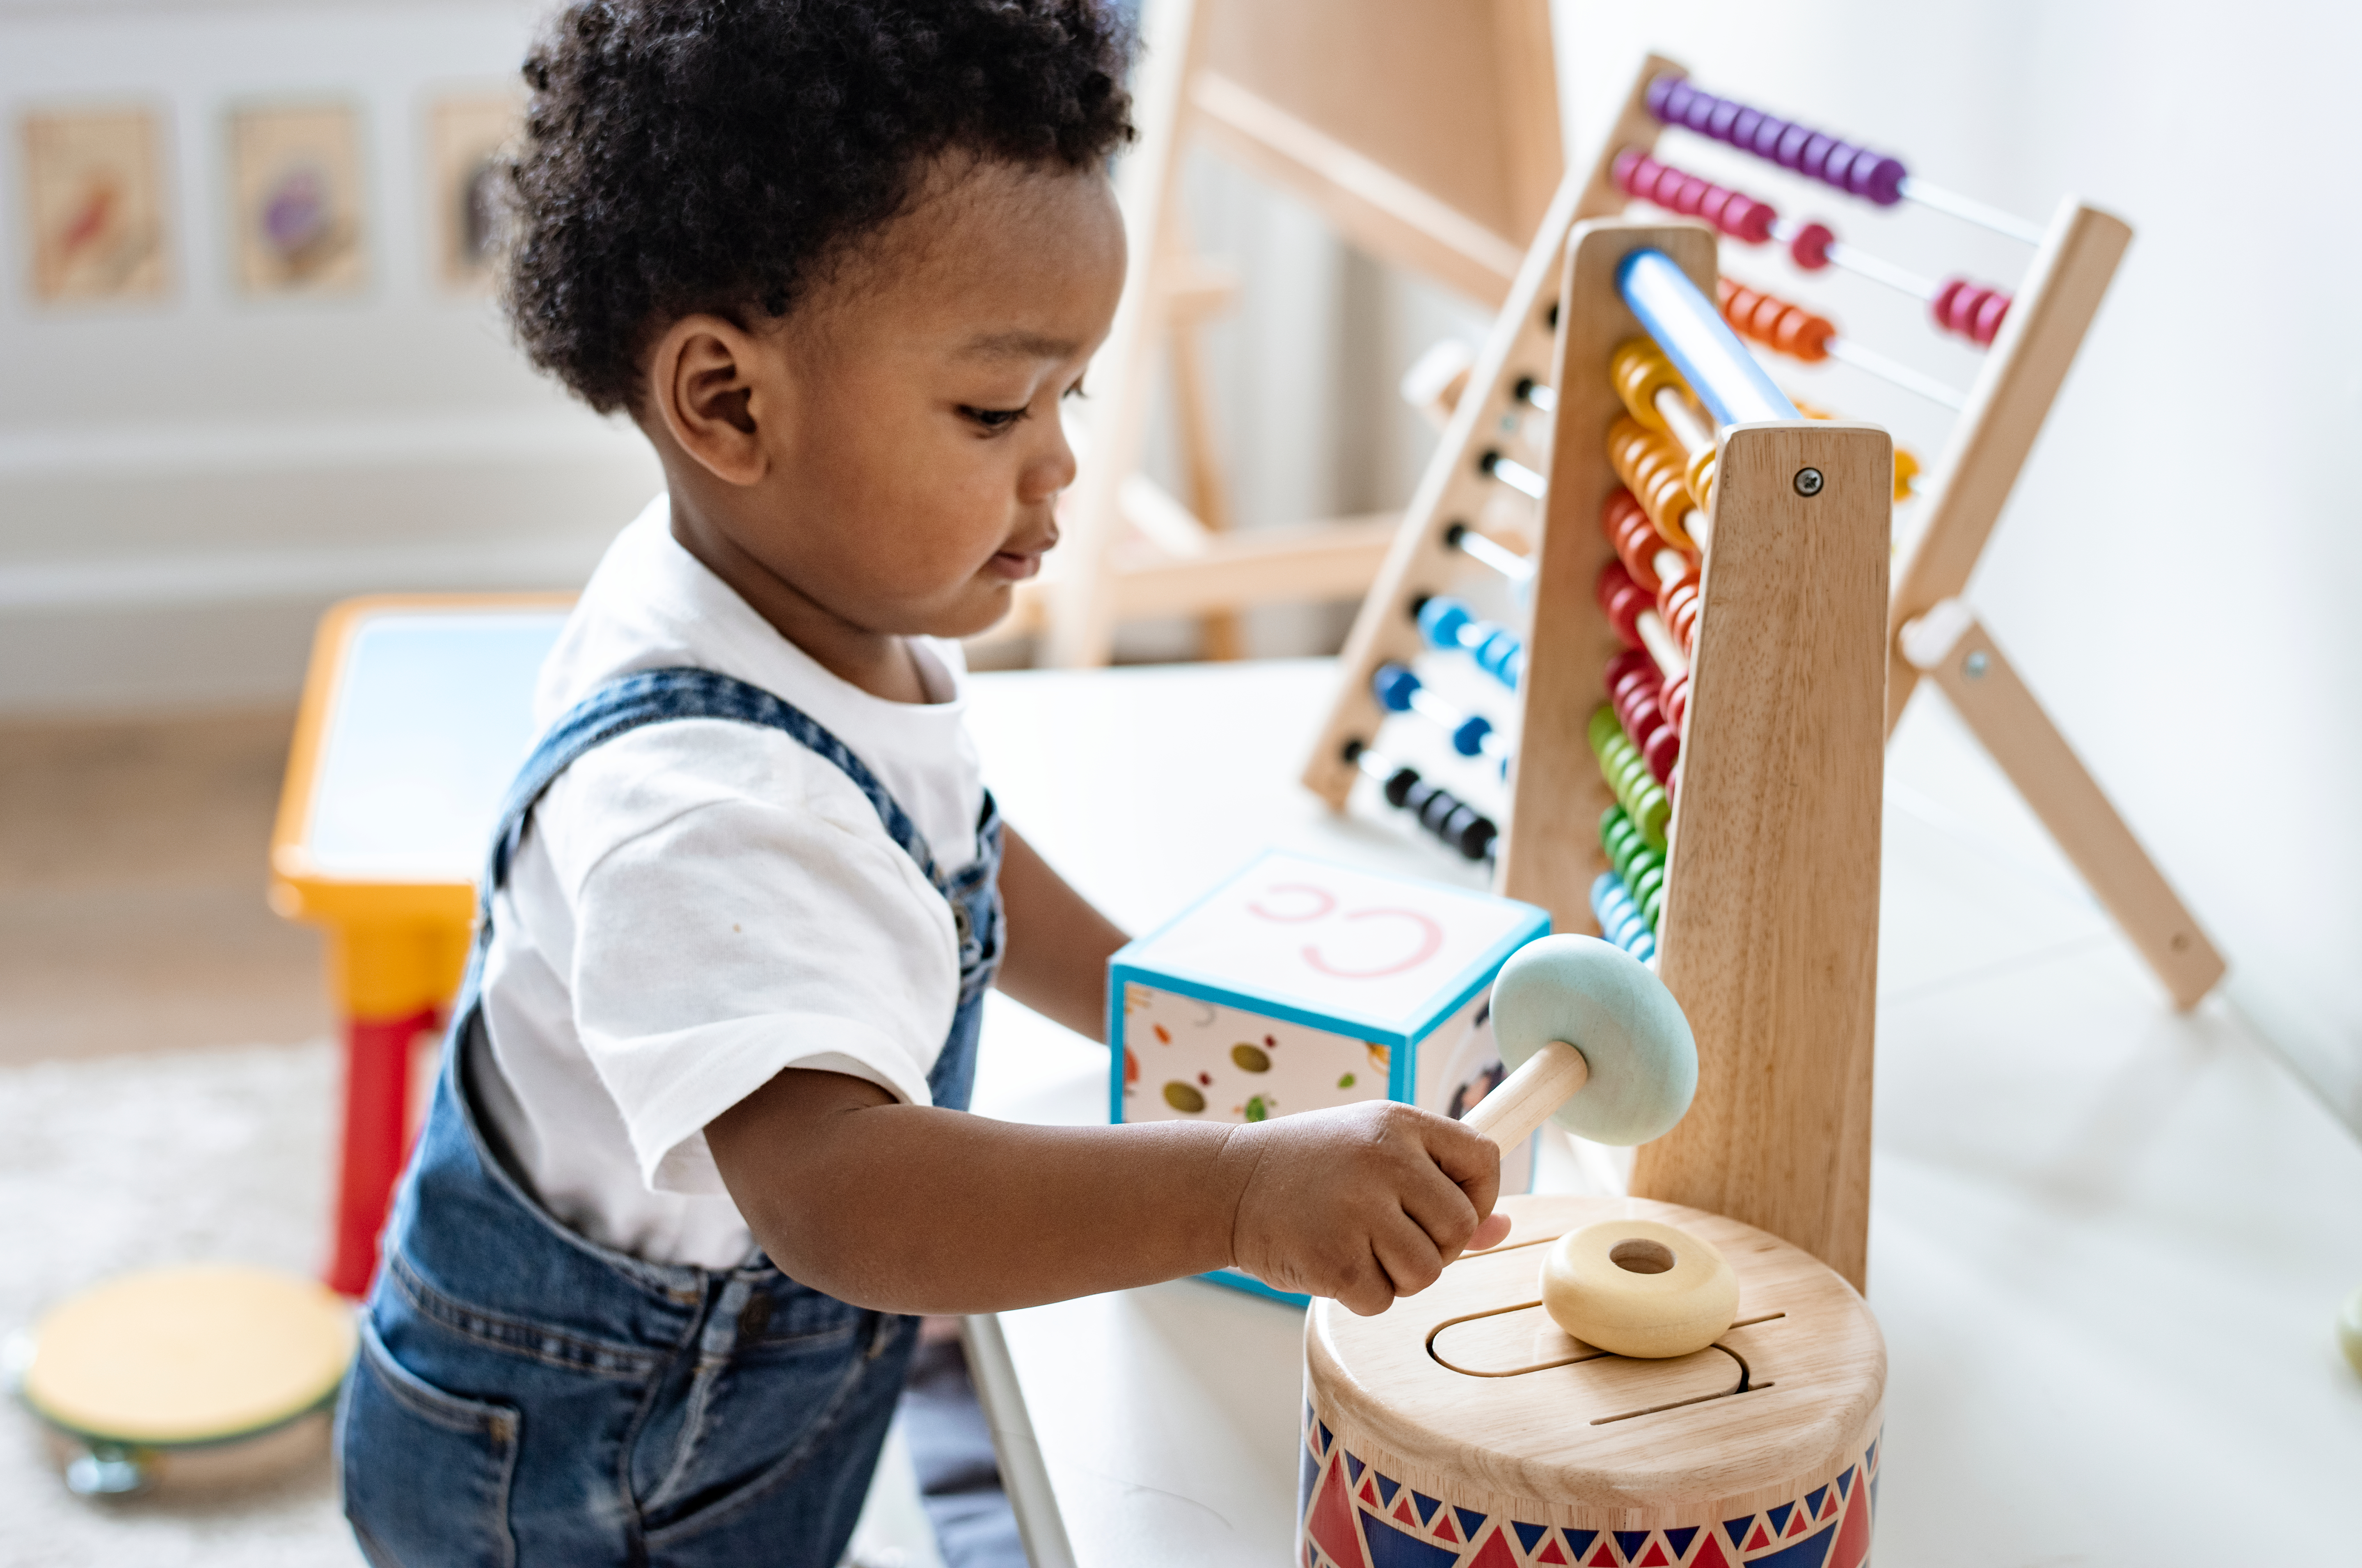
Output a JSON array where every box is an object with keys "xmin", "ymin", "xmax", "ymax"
[{"xmin": 933, "ymin": 581, "xmax": 1019, "ymax": 640}]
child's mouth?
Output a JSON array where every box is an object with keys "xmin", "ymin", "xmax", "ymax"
[{"xmin": 987, "ymin": 549, "xmax": 1043, "ymax": 581}]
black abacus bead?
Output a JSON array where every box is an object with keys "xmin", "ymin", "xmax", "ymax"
[{"xmin": 1383, "ymin": 766, "xmax": 1419, "ymax": 809}]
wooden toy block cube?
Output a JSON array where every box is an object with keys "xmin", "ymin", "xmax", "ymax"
[{"xmin": 1108, "ymin": 850, "xmax": 1550, "ymax": 1302}]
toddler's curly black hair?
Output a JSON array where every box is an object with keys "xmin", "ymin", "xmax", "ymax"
[{"xmin": 503, "ymin": 0, "xmax": 1137, "ymax": 414}]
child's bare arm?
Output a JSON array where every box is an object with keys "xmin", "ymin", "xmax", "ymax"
[
  {"xmin": 990, "ymin": 824, "xmax": 1127, "ymax": 1040},
  {"xmin": 707, "ymin": 1072, "xmax": 1512, "ymax": 1316}
]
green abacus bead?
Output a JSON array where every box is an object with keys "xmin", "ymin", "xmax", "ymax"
[
  {"xmin": 1588, "ymin": 704, "xmax": 1622, "ymax": 749},
  {"xmin": 1635, "ymin": 794, "xmax": 1669, "ymax": 848},
  {"xmin": 1600, "ymin": 804, "xmax": 1629, "ymax": 845},
  {"xmin": 1633, "ymin": 864, "xmax": 1664, "ymax": 905}
]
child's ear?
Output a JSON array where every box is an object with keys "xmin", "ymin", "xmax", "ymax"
[{"xmin": 648, "ymin": 315, "xmax": 772, "ymax": 486}]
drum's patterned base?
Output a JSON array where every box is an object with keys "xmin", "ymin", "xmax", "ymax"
[{"xmin": 1298, "ymin": 1405, "xmax": 1881, "ymax": 1568}]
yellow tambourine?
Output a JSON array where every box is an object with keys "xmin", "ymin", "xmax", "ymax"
[{"xmin": 8, "ymin": 1263, "xmax": 356, "ymax": 1495}]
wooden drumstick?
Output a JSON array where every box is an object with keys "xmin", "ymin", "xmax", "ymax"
[{"xmin": 1461, "ymin": 1040, "xmax": 1590, "ymax": 1152}]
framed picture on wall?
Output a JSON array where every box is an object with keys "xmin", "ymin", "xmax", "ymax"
[
  {"xmin": 227, "ymin": 103, "xmax": 367, "ymax": 296},
  {"xmin": 428, "ymin": 92, "xmax": 521, "ymax": 291},
  {"xmin": 18, "ymin": 106, "xmax": 171, "ymax": 305}
]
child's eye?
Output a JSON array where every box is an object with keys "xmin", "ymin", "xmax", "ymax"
[{"xmin": 960, "ymin": 405, "xmax": 1030, "ymax": 432}]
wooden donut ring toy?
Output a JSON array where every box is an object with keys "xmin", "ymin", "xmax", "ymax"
[
  {"xmin": 8, "ymin": 1264, "xmax": 356, "ymax": 1495},
  {"xmin": 1540, "ymin": 1218, "xmax": 1740, "ymax": 1359}
]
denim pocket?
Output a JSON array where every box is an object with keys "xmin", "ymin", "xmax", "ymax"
[{"xmin": 340, "ymin": 1315, "xmax": 521, "ymax": 1568}]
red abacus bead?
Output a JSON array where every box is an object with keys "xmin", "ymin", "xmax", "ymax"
[
  {"xmin": 1972, "ymin": 289, "xmax": 2012, "ymax": 344},
  {"xmin": 1643, "ymin": 723, "xmax": 1680, "ymax": 784},
  {"xmin": 1662, "ymin": 672, "xmax": 1690, "ymax": 729},
  {"xmin": 1606, "ymin": 646, "xmax": 1656, "ymax": 693},
  {"xmin": 1728, "ymin": 196, "xmax": 1776, "ymax": 245},
  {"xmin": 1611, "ymin": 672, "xmax": 1655, "ymax": 718},
  {"xmin": 1790, "ymin": 221, "xmax": 1835, "ymax": 270}
]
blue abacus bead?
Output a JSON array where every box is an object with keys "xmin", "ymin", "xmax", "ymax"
[
  {"xmin": 1589, "ymin": 872, "xmax": 1621, "ymax": 927},
  {"xmin": 1418, "ymin": 597, "xmax": 1473, "ymax": 651},
  {"xmin": 1450, "ymin": 713, "xmax": 1492, "ymax": 757},
  {"xmin": 1373, "ymin": 662, "xmax": 1421, "ymax": 712}
]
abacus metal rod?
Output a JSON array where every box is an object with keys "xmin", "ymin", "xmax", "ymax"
[
  {"xmin": 1446, "ymin": 523, "xmax": 1536, "ymax": 584},
  {"xmin": 1618, "ymin": 249, "xmax": 1799, "ymax": 427},
  {"xmin": 1482, "ymin": 450, "xmax": 1549, "ymax": 501},
  {"xmin": 1822, "ymin": 338, "xmax": 1967, "ymax": 411},
  {"xmin": 1767, "ymin": 219, "xmax": 1939, "ymax": 299},
  {"xmin": 1896, "ymin": 176, "xmax": 2048, "ymax": 246}
]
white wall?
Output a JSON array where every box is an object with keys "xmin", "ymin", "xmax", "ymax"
[
  {"xmin": 0, "ymin": 0, "xmax": 660, "ymax": 713},
  {"xmin": 1546, "ymin": 0, "xmax": 2362, "ymax": 1111}
]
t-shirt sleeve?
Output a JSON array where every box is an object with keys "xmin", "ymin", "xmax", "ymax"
[{"xmin": 549, "ymin": 727, "xmax": 961, "ymax": 1196}]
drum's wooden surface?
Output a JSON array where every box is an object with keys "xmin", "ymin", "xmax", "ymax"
[
  {"xmin": 22, "ymin": 1264, "xmax": 355, "ymax": 1445},
  {"xmin": 1308, "ymin": 1194, "xmax": 1884, "ymax": 1525}
]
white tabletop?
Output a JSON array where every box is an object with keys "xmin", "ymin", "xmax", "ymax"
[{"xmin": 962, "ymin": 658, "xmax": 2362, "ymax": 1563}]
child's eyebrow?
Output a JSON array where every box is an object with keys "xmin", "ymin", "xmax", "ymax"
[{"xmin": 956, "ymin": 329, "xmax": 1080, "ymax": 362}]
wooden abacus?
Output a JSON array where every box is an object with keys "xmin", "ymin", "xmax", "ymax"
[{"xmin": 1308, "ymin": 55, "xmax": 2218, "ymax": 1083}]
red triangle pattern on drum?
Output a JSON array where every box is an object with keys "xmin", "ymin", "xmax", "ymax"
[
  {"xmin": 1463, "ymin": 1526, "xmax": 1519, "ymax": 1568},
  {"xmin": 1637, "ymin": 1542, "xmax": 1671, "ymax": 1566},
  {"xmin": 1393, "ymin": 1497, "xmax": 1419, "ymax": 1527},
  {"xmin": 1829, "ymin": 1465, "xmax": 1874, "ymax": 1568},
  {"xmin": 1534, "ymin": 1537, "xmax": 1569, "ymax": 1565},
  {"xmin": 1745, "ymin": 1525, "xmax": 1771, "ymax": 1552},
  {"xmin": 1582, "ymin": 1542, "xmax": 1614, "ymax": 1567},
  {"xmin": 1307, "ymin": 1455, "xmax": 1369, "ymax": 1568},
  {"xmin": 1691, "ymin": 1534, "xmax": 1732, "ymax": 1568}
]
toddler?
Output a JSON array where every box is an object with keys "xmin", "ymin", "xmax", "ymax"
[{"xmin": 336, "ymin": 4, "xmax": 1508, "ymax": 1564}]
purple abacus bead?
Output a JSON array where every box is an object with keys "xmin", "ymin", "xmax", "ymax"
[
  {"xmin": 1800, "ymin": 133, "xmax": 1837, "ymax": 182},
  {"xmin": 1790, "ymin": 221, "xmax": 1835, "ymax": 270},
  {"xmin": 1646, "ymin": 74, "xmax": 1687, "ymax": 122},
  {"xmin": 1972, "ymin": 290, "xmax": 2012, "ymax": 345},
  {"xmin": 1680, "ymin": 87, "xmax": 1719, "ymax": 134},
  {"xmin": 1706, "ymin": 98, "xmax": 1744, "ymax": 141},
  {"xmin": 1776, "ymin": 123, "xmax": 1814, "ymax": 170},
  {"xmin": 1730, "ymin": 107, "xmax": 1765, "ymax": 149},
  {"xmin": 1750, "ymin": 114, "xmax": 1792, "ymax": 160},
  {"xmin": 1853, "ymin": 153, "xmax": 1907, "ymax": 204},
  {"xmin": 1820, "ymin": 142, "xmax": 1862, "ymax": 190}
]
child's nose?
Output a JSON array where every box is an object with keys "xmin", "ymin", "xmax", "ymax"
[{"xmin": 1023, "ymin": 429, "xmax": 1079, "ymax": 502}]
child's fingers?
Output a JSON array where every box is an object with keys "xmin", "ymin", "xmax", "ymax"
[
  {"xmin": 1421, "ymin": 1114, "xmax": 1504, "ymax": 1224},
  {"xmin": 1395, "ymin": 1158, "xmax": 1483, "ymax": 1261},
  {"xmin": 1332, "ymin": 1247, "xmax": 1402, "ymax": 1317},
  {"xmin": 1467, "ymin": 1210, "xmax": 1514, "ymax": 1252},
  {"xmin": 1369, "ymin": 1209, "xmax": 1449, "ymax": 1299}
]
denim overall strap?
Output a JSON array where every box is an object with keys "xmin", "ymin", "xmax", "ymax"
[{"xmin": 339, "ymin": 664, "xmax": 1004, "ymax": 1568}]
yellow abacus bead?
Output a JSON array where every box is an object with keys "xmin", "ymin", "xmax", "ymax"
[
  {"xmin": 1893, "ymin": 445, "xmax": 1921, "ymax": 501},
  {"xmin": 1684, "ymin": 443, "xmax": 1717, "ymax": 513},
  {"xmin": 1609, "ymin": 339, "xmax": 1688, "ymax": 433}
]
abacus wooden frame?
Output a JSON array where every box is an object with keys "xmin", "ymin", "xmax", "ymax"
[
  {"xmin": 1613, "ymin": 53, "xmax": 2221, "ymax": 1010},
  {"xmin": 1513, "ymin": 221, "xmax": 1890, "ymax": 1290},
  {"xmin": 1298, "ymin": 54, "xmax": 1686, "ymax": 810},
  {"xmin": 1029, "ymin": 0, "xmax": 1566, "ymax": 671}
]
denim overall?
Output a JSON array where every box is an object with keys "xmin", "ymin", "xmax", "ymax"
[{"xmin": 337, "ymin": 668, "xmax": 1004, "ymax": 1568}]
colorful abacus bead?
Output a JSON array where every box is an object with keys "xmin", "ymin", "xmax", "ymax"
[
  {"xmin": 1416, "ymin": 597, "xmax": 1524, "ymax": 690},
  {"xmin": 1606, "ymin": 648, "xmax": 1679, "ymax": 786},
  {"xmin": 1595, "ymin": 560, "xmax": 1655, "ymax": 650},
  {"xmin": 1645, "ymin": 75, "xmax": 1908, "ymax": 206},
  {"xmin": 1610, "ymin": 150, "xmax": 1778, "ymax": 244},
  {"xmin": 1372, "ymin": 663, "xmax": 1494, "ymax": 758},
  {"xmin": 1590, "ymin": 871, "xmax": 1657, "ymax": 964},
  {"xmin": 1930, "ymin": 277, "xmax": 2013, "ymax": 345},
  {"xmin": 1661, "ymin": 670, "xmax": 1691, "ymax": 731},
  {"xmin": 1600, "ymin": 805, "xmax": 1668, "ymax": 930},
  {"xmin": 1347, "ymin": 742, "xmax": 1499, "ymax": 862},
  {"xmin": 1609, "ymin": 339, "xmax": 1692, "ymax": 434},
  {"xmin": 1587, "ymin": 704, "xmax": 1669, "ymax": 850},
  {"xmin": 1717, "ymin": 278, "xmax": 1835, "ymax": 361},
  {"xmin": 1607, "ymin": 416, "xmax": 1698, "ymax": 549},
  {"xmin": 1601, "ymin": 489, "xmax": 1674, "ymax": 595}
]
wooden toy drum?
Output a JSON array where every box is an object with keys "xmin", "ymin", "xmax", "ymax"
[
  {"xmin": 1301, "ymin": 1194, "xmax": 1884, "ymax": 1568},
  {"xmin": 9, "ymin": 1264, "xmax": 356, "ymax": 1495}
]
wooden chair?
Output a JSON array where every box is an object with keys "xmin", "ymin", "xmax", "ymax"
[{"xmin": 1021, "ymin": 0, "xmax": 1563, "ymax": 669}]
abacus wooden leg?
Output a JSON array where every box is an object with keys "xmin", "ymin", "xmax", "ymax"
[
  {"xmin": 1902, "ymin": 603, "xmax": 2227, "ymax": 1010},
  {"xmin": 1884, "ymin": 200, "xmax": 2133, "ymax": 735}
]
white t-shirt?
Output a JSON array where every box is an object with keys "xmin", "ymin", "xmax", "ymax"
[{"xmin": 472, "ymin": 496, "xmax": 986, "ymax": 1269}]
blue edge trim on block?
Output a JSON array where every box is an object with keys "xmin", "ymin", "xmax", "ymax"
[{"xmin": 1101, "ymin": 853, "xmax": 1551, "ymax": 1310}]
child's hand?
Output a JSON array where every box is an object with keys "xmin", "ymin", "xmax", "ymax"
[{"xmin": 1221, "ymin": 1102, "xmax": 1512, "ymax": 1316}]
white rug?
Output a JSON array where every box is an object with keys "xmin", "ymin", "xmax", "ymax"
[
  {"xmin": 0, "ymin": 1041, "xmax": 361, "ymax": 1568},
  {"xmin": 0, "ymin": 1042, "xmax": 940, "ymax": 1568}
]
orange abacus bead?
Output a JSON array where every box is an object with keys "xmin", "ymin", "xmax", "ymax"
[
  {"xmin": 1717, "ymin": 277, "xmax": 1836, "ymax": 362},
  {"xmin": 1600, "ymin": 489, "xmax": 1666, "ymax": 595},
  {"xmin": 1607, "ymin": 416, "xmax": 1697, "ymax": 551},
  {"xmin": 1609, "ymin": 339, "xmax": 1689, "ymax": 433}
]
